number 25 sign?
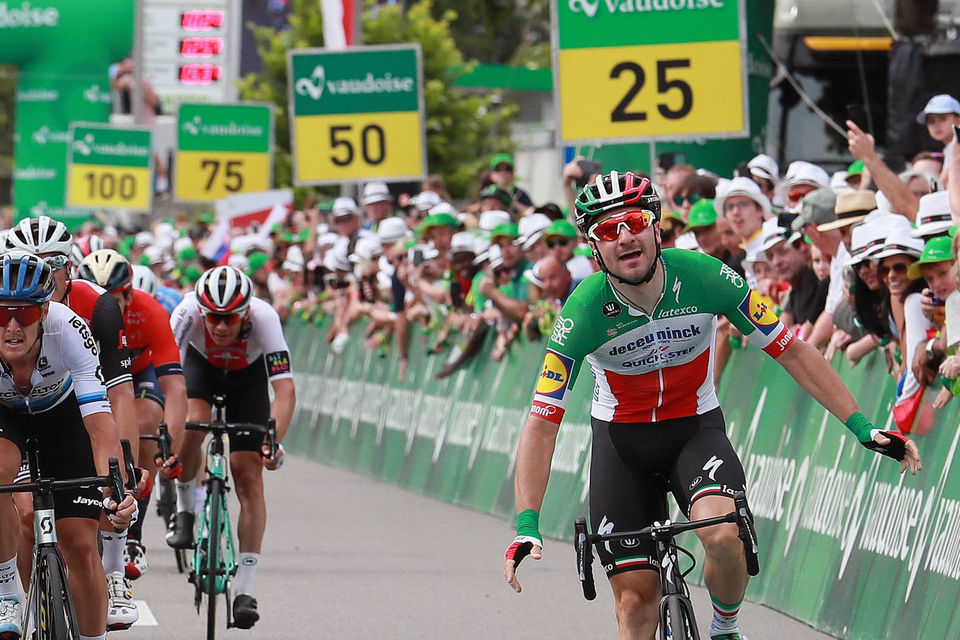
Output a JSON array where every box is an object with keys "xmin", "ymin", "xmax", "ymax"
[
  {"xmin": 553, "ymin": 0, "xmax": 747, "ymax": 143},
  {"xmin": 287, "ymin": 44, "xmax": 426, "ymax": 185}
]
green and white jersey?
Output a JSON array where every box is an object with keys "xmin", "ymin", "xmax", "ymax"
[{"xmin": 531, "ymin": 249, "xmax": 794, "ymax": 425}]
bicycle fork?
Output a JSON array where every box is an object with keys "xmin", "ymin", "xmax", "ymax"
[{"xmin": 656, "ymin": 539, "xmax": 699, "ymax": 640}]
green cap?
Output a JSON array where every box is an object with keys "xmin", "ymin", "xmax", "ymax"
[
  {"xmin": 490, "ymin": 223, "xmax": 520, "ymax": 241},
  {"xmin": 403, "ymin": 238, "xmax": 417, "ymax": 251},
  {"xmin": 177, "ymin": 246, "xmax": 196, "ymax": 262},
  {"xmin": 545, "ymin": 219, "xmax": 578, "ymax": 239},
  {"xmin": 846, "ymin": 160, "xmax": 865, "ymax": 177},
  {"xmin": 418, "ymin": 212, "xmax": 459, "ymax": 237},
  {"xmin": 197, "ymin": 213, "xmax": 214, "ymax": 224},
  {"xmin": 685, "ymin": 199, "xmax": 717, "ymax": 230},
  {"xmin": 573, "ymin": 245, "xmax": 593, "ymax": 258},
  {"xmin": 907, "ymin": 235, "xmax": 956, "ymax": 279},
  {"xmin": 246, "ymin": 251, "xmax": 269, "ymax": 276},
  {"xmin": 183, "ymin": 265, "xmax": 201, "ymax": 285},
  {"xmin": 949, "ymin": 224, "xmax": 958, "ymax": 238},
  {"xmin": 480, "ymin": 184, "xmax": 513, "ymax": 206},
  {"xmin": 489, "ymin": 153, "xmax": 514, "ymax": 169}
]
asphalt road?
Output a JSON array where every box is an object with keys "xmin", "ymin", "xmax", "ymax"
[{"xmin": 123, "ymin": 456, "xmax": 837, "ymax": 639}]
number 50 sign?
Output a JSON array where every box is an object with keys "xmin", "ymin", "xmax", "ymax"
[
  {"xmin": 287, "ymin": 44, "xmax": 426, "ymax": 185},
  {"xmin": 553, "ymin": 0, "xmax": 747, "ymax": 143}
]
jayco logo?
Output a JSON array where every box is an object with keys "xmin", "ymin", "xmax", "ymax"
[
  {"xmin": 0, "ymin": 2, "xmax": 59, "ymax": 28},
  {"xmin": 569, "ymin": 0, "xmax": 724, "ymax": 17},
  {"xmin": 295, "ymin": 64, "xmax": 415, "ymax": 101},
  {"xmin": 181, "ymin": 115, "xmax": 264, "ymax": 138}
]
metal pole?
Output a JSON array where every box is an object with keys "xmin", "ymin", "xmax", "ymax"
[{"xmin": 132, "ymin": 0, "xmax": 143, "ymax": 124}]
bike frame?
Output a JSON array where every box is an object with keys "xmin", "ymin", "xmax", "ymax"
[{"xmin": 192, "ymin": 432, "xmax": 238, "ymax": 600}]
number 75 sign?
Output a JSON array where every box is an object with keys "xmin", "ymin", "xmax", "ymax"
[
  {"xmin": 174, "ymin": 103, "xmax": 274, "ymax": 202},
  {"xmin": 553, "ymin": 0, "xmax": 748, "ymax": 143}
]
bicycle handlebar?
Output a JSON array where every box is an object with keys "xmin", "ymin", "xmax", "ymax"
[
  {"xmin": 185, "ymin": 418, "xmax": 278, "ymax": 459},
  {"xmin": 0, "ymin": 456, "xmax": 124, "ymax": 500},
  {"xmin": 140, "ymin": 422, "xmax": 172, "ymax": 462}
]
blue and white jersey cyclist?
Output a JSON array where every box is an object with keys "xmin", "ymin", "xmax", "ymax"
[{"xmin": 0, "ymin": 251, "xmax": 136, "ymax": 640}]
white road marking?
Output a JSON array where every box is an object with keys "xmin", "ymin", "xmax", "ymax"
[{"xmin": 132, "ymin": 600, "xmax": 158, "ymax": 626}]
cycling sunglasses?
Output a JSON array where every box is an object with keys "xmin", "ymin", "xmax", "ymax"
[
  {"xmin": 546, "ymin": 238, "xmax": 571, "ymax": 249},
  {"xmin": 588, "ymin": 210, "xmax": 655, "ymax": 242},
  {"xmin": 202, "ymin": 311, "xmax": 244, "ymax": 326},
  {"xmin": 0, "ymin": 305, "xmax": 43, "ymax": 327},
  {"xmin": 43, "ymin": 255, "xmax": 69, "ymax": 271},
  {"xmin": 878, "ymin": 263, "xmax": 909, "ymax": 277},
  {"xmin": 672, "ymin": 193, "xmax": 701, "ymax": 207}
]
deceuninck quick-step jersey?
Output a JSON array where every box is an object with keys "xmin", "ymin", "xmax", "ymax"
[{"xmin": 530, "ymin": 249, "xmax": 795, "ymax": 425}]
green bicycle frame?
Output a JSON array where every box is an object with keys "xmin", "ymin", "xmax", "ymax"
[{"xmin": 193, "ymin": 435, "xmax": 237, "ymax": 595}]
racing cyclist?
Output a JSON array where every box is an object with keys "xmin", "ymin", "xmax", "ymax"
[
  {"xmin": 0, "ymin": 252, "xmax": 136, "ymax": 640},
  {"xmin": 78, "ymin": 250, "xmax": 187, "ymax": 581},
  {"xmin": 132, "ymin": 264, "xmax": 183, "ymax": 316},
  {"xmin": 5, "ymin": 218, "xmax": 142, "ymax": 629},
  {"xmin": 168, "ymin": 266, "xmax": 295, "ymax": 629},
  {"xmin": 503, "ymin": 172, "xmax": 923, "ymax": 640}
]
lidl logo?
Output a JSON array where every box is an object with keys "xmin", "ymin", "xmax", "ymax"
[
  {"xmin": 739, "ymin": 290, "xmax": 778, "ymax": 335},
  {"xmin": 536, "ymin": 350, "xmax": 574, "ymax": 399}
]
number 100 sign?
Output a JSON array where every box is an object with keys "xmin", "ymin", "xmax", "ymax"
[
  {"xmin": 553, "ymin": 0, "xmax": 747, "ymax": 143},
  {"xmin": 287, "ymin": 44, "xmax": 426, "ymax": 185}
]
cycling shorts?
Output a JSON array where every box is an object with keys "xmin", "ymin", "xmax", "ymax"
[
  {"xmin": 1, "ymin": 394, "xmax": 103, "ymax": 520},
  {"xmin": 589, "ymin": 408, "xmax": 746, "ymax": 577},
  {"xmin": 134, "ymin": 364, "xmax": 165, "ymax": 407},
  {"xmin": 183, "ymin": 346, "xmax": 270, "ymax": 453}
]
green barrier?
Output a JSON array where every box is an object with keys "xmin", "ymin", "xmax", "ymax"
[{"xmin": 285, "ymin": 317, "xmax": 960, "ymax": 639}]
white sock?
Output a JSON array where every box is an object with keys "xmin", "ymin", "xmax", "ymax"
[
  {"xmin": 233, "ymin": 553, "xmax": 260, "ymax": 596},
  {"xmin": 176, "ymin": 477, "xmax": 197, "ymax": 513},
  {"xmin": 100, "ymin": 529, "xmax": 127, "ymax": 575},
  {"xmin": 709, "ymin": 596, "xmax": 741, "ymax": 637},
  {"xmin": 79, "ymin": 634, "xmax": 106, "ymax": 640},
  {"xmin": 0, "ymin": 555, "xmax": 21, "ymax": 601}
]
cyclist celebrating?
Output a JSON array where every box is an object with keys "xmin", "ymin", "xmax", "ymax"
[
  {"xmin": 78, "ymin": 250, "xmax": 187, "ymax": 581},
  {"xmin": 168, "ymin": 266, "xmax": 295, "ymax": 629},
  {"xmin": 5, "ymin": 218, "xmax": 141, "ymax": 630},
  {"xmin": 503, "ymin": 171, "xmax": 922, "ymax": 640},
  {"xmin": 0, "ymin": 251, "xmax": 136, "ymax": 640}
]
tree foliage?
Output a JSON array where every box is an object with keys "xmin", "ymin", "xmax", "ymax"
[
  {"xmin": 430, "ymin": 0, "xmax": 550, "ymax": 66},
  {"xmin": 238, "ymin": 0, "xmax": 517, "ymax": 200}
]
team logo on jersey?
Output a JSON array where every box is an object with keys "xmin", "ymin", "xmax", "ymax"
[
  {"xmin": 266, "ymin": 351, "xmax": 291, "ymax": 376},
  {"xmin": 536, "ymin": 349, "xmax": 574, "ymax": 399},
  {"xmin": 739, "ymin": 290, "xmax": 778, "ymax": 335},
  {"xmin": 551, "ymin": 316, "xmax": 574, "ymax": 346},
  {"xmin": 37, "ymin": 356, "xmax": 49, "ymax": 370},
  {"xmin": 602, "ymin": 300, "xmax": 621, "ymax": 318}
]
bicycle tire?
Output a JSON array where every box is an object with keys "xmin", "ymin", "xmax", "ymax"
[
  {"xmin": 206, "ymin": 480, "xmax": 222, "ymax": 640},
  {"xmin": 38, "ymin": 551, "xmax": 80, "ymax": 640},
  {"xmin": 661, "ymin": 594, "xmax": 698, "ymax": 640}
]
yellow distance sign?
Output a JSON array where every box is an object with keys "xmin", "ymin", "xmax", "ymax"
[
  {"xmin": 558, "ymin": 40, "xmax": 744, "ymax": 141},
  {"xmin": 66, "ymin": 165, "xmax": 151, "ymax": 210},
  {"xmin": 175, "ymin": 151, "xmax": 271, "ymax": 201},
  {"xmin": 293, "ymin": 111, "xmax": 423, "ymax": 183}
]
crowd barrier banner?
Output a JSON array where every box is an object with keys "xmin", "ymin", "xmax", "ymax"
[{"xmin": 284, "ymin": 317, "xmax": 960, "ymax": 639}]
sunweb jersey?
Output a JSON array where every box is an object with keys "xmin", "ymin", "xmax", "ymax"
[{"xmin": 531, "ymin": 249, "xmax": 795, "ymax": 425}]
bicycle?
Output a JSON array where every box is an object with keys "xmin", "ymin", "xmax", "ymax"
[
  {"xmin": 185, "ymin": 394, "xmax": 276, "ymax": 640},
  {"xmin": 139, "ymin": 423, "xmax": 187, "ymax": 573},
  {"xmin": 574, "ymin": 491, "xmax": 760, "ymax": 640},
  {"xmin": 0, "ymin": 438, "xmax": 136, "ymax": 640}
]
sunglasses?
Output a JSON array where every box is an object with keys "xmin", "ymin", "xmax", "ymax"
[
  {"xmin": 202, "ymin": 311, "xmax": 244, "ymax": 326},
  {"xmin": 672, "ymin": 193, "xmax": 701, "ymax": 207},
  {"xmin": 0, "ymin": 305, "xmax": 43, "ymax": 327},
  {"xmin": 44, "ymin": 255, "xmax": 69, "ymax": 271},
  {"xmin": 546, "ymin": 238, "xmax": 571, "ymax": 249},
  {"xmin": 787, "ymin": 187, "xmax": 815, "ymax": 202},
  {"xmin": 588, "ymin": 210, "xmax": 654, "ymax": 242},
  {"xmin": 878, "ymin": 263, "xmax": 910, "ymax": 277},
  {"xmin": 494, "ymin": 164, "xmax": 514, "ymax": 172}
]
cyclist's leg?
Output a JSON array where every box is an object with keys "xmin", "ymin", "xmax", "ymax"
[
  {"xmin": 13, "ymin": 461, "xmax": 33, "ymax": 584},
  {"xmin": 670, "ymin": 408, "xmax": 748, "ymax": 637},
  {"xmin": 125, "ymin": 376, "xmax": 164, "ymax": 574},
  {"xmin": 0, "ymin": 437, "xmax": 24, "ymax": 612},
  {"xmin": 56, "ymin": 517, "xmax": 108, "ymax": 636}
]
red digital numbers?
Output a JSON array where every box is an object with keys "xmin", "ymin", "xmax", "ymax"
[
  {"xmin": 179, "ymin": 64, "xmax": 222, "ymax": 85},
  {"xmin": 180, "ymin": 10, "xmax": 224, "ymax": 31},
  {"xmin": 180, "ymin": 37, "xmax": 223, "ymax": 57}
]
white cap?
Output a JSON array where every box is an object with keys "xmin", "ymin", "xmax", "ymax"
[
  {"xmin": 486, "ymin": 244, "xmax": 503, "ymax": 269},
  {"xmin": 143, "ymin": 245, "xmax": 164, "ymax": 266},
  {"xmin": 759, "ymin": 217, "xmax": 801, "ymax": 253},
  {"xmin": 377, "ymin": 217, "xmax": 410, "ymax": 244},
  {"xmin": 228, "ymin": 253, "xmax": 249, "ymax": 272},
  {"xmin": 408, "ymin": 243, "xmax": 440, "ymax": 263},
  {"xmin": 845, "ymin": 216, "xmax": 910, "ymax": 266},
  {"xmin": 362, "ymin": 181, "xmax": 391, "ymax": 205},
  {"xmin": 472, "ymin": 236, "xmax": 491, "ymax": 259},
  {"xmin": 872, "ymin": 226, "xmax": 924, "ymax": 260},
  {"xmin": 332, "ymin": 196, "xmax": 359, "ymax": 217},
  {"xmin": 349, "ymin": 235, "xmax": 384, "ymax": 263},
  {"xmin": 747, "ymin": 154, "xmax": 779, "ymax": 183},
  {"xmin": 325, "ymin": 239, "xmax": 352, "ymax": 271},
  {"xmin": 912, "ymin": 191, "xmax": 954, "ymax": 238},
  {"xmin": 899, "ymin": 169, "xmax": 940, "ymax": 194},
  {"xmin": 173, "ymin": 236, "xmax": 194, "ymax": 255},
  {"xmin": 781, "ymin": 161, "xmax": 830, "ymax": 190},
  {"xmin": 134, "ymin": 231, "xmax": 155, "ymax": 248},
  {"xmin": 451, "ymin": 232, "xmax": 477, "ymax": 255},
  {"xmin": 714, "ymin": 176, "xmax": 772, "ymax": 219},
  {"xmin": 410, "ymin": 190, "xmax": 443, "ymax": 211},
  {"xmin": 428, "ymin": 202, "xmax": 457, "ymax": 217},
  {"xmin": 282, "ymin": 245, "xmax": 305, "ymax": 271},
  {"xmin": 829, "ymin": 171, "xmax": 850, "ymax": 191},
  {"xmin": 154, "ymin": 222, "xmax": 176, "ymax": 248},
  {"xmin": 916, "ymin": 94, "xmax": 960, "ymax": 124},
  {"xmin": 514, "ymin": 213, "xmax": 552, "ymax": 250},
  {"xmin": 478, "ymin": 210, "xmax": 511, "ymax": 232},
  {"xmin": 317, "ymin": 232, "xmax": 339, "ymax": 249}
]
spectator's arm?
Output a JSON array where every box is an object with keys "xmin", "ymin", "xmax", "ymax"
[
  {"xmin": 479, "ymin": 276, "xmax": 529, "ymax": 324},
  {"xmin": 806, "ymin": 311, "xmax": 835, "ymax": 350},
  {"xmin": 846, "ymin": 333, "xmax": 880, "ymax": 365},
  {"xmin": 847, "ymin": 121, "xmax": 919, "ymax": 221},
  {"xmin": 561, "ymin": 158, "xmax": 584, "ymax": 217}
]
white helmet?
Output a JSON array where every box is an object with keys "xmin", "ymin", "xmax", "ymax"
[
  {"xmin": 71, "ymin": 234, "xmax": 105, "ymax": 268},
  {"xmin": 131, "ymin": 264, "xmax": 158, "ymax": 297},
  {"xmin": 78, "ymin": 249, "xmax": 132, "ymax": 292},
  {"xmin": 195, "ymin": 266, "xmax": 252, "ymax": 314},
  {"xmin": 6, "ymin": 216, "xmax": 73, "ymax": 256}
]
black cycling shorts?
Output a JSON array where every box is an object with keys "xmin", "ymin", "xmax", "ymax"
[
  {"xmin": 1, "ymin": 394, "xmax": 103, "ymax": 520},
  {"xmin": 589, "ymin": 407, "xmax": 747, "ymax": 577},
  {"xmin": 183, "ymin": 346, "xmax": 270, "ymax": 453},
  {"xmin": 133, "ymin": 364, "xmax": 165, "ymax": 407}
]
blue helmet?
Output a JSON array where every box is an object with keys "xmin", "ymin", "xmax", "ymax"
[{"xmin": 0, "ymin": 251, "xmax": 56, "ymax": 304}]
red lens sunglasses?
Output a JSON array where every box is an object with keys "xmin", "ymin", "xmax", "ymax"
[
  {"xmin": 0, "ymin": 305, "xmax": 43, "ymax": 327},
  {"xmin": 588, "ymin": 210, "xmax": 655, "ymax": 242}
]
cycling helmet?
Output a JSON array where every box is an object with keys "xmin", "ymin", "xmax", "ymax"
[
  {"xmin": 6, "ymin": 216, "xmax": 73, "ymax": 257},
  {"xmin": 195, "ymin": 266, "xmax": 252, "ymax": 314},
  {"xmin": 78, "ymin": 249, "xmax": 132, "ymax": 292},
  {"xmin": 71, "ymin": 234, "xmax": 105, "ymax": 267},
  {"xmin": 0, "ymin": 251, "xmax": 56, "ymax": 304},
  {"xmin": 574, "ymin": 171, "xmax": 660, "ymax": 235},
  {"xmin": 131, "ymin": 264, "xmax": 158, "ymax": 297}
]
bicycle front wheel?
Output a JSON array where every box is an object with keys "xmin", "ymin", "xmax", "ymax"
[
  {"xmin": 661, "ymin": 594, "xmax": 697, "ymax": 640},
  {"xmin": 205, "ymin": 480, "xmax": 222, "ymax": 640},
  {"xmin": 38, "ymin": 551, "xmax": 80, "ymax": 640}
]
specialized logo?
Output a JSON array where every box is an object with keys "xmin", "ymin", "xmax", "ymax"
[
  {"xmin": 672, "ymin": 278, "xmax": 682, "ymax": 303},
  {"xmin": 602, "ymin": 300, "xmax": 622, "ymax": 318},
  {"xmin": 703, "ymin": 455, "xmax": 724, "ymax": 481},
  {"xmin": 551, "ymin": 316, "xmax": 574, "ymax": 346},
  {"xmin": 739, "ymin": 290, "xmax": 778, "ymax": 335},
  {"xmin": 536, "ymin": 349, "xmax": 574, "ymax": 399}
]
